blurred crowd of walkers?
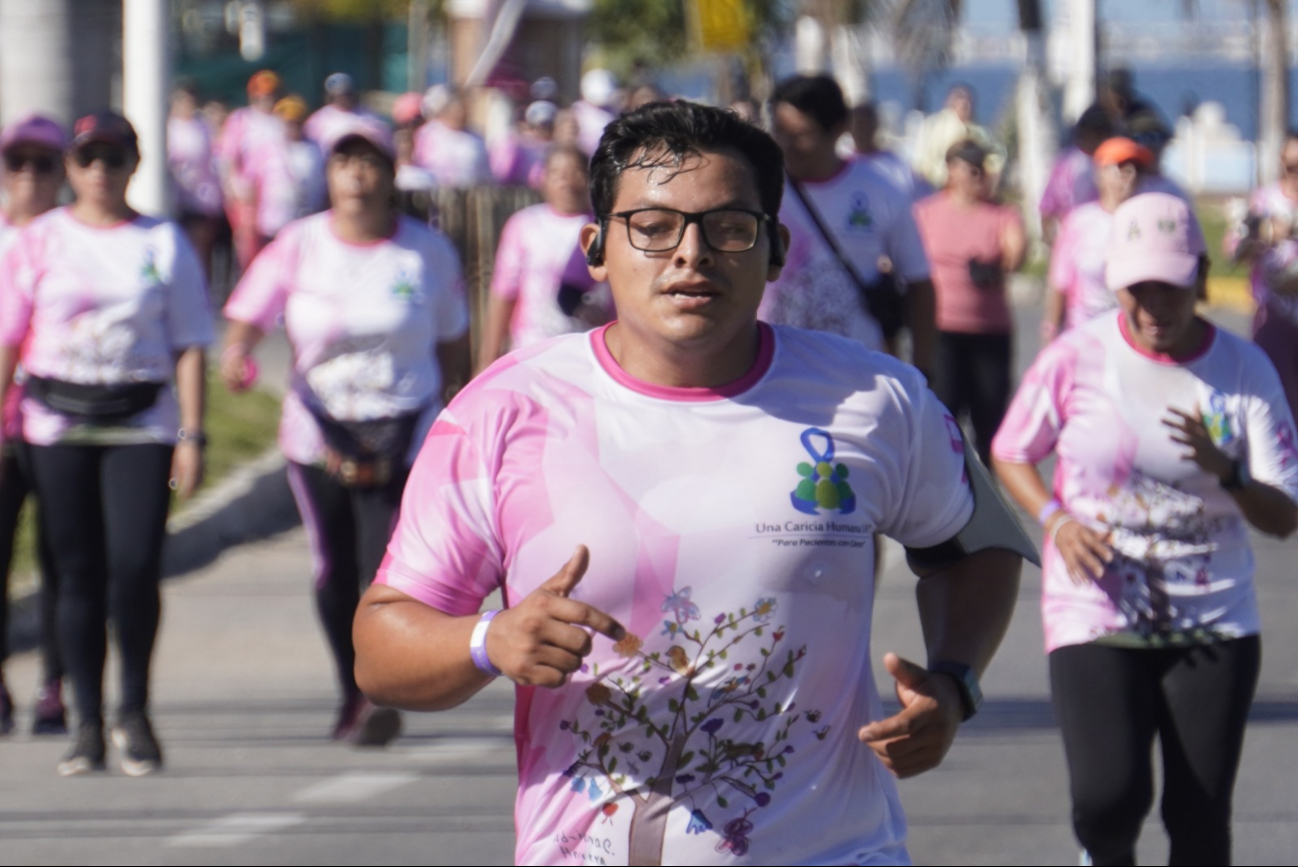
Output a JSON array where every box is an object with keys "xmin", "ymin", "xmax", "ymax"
[{"xmin": 0, "ymin": 60, "xmax": 1294, "ymax": 867}]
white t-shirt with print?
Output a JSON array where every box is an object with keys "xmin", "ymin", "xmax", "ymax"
[
  {"xmin": 1048, "ymin": 201, "xmax": 1119, "ymax": 331},
  {"xmin": 377, "ymin": 322, "xmax": 974, "ymax": 866},
  {"xmin": 0, "ymin": 208, "xmax": 214, "ymax": 446},
  {"xmin": 224, "ymin": 212, "xmax": 470, "ymax": 467},
  {"xmin": 992, "ymin": 313, "xmax": 1298, "ymax": 652},
  {"xmin": 760, "ymin": 160, "xmax": 930, "ymax": 352}
]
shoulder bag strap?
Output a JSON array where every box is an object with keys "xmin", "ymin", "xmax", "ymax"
[{"xmin": 786, "ymin": 174, "xmax": 870, "ymax": 293}]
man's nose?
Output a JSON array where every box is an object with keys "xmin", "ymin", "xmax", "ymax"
[{"xmin": 673, "ymin": 221, "xmax": 712, "ymax": 267}]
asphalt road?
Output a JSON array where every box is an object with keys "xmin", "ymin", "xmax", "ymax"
[{"xmin": 2, "ymin": 295, "xmax": 1296, "ymax": 865}]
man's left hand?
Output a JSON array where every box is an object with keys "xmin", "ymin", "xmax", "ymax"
[{"xmin": 858, "ymin": 652, "xmax": 964, "ymax": 778}]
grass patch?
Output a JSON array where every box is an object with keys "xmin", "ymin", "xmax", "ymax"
[{"xmin": 8, "ymin": 374, "xmax": 282, "ymax": 591}]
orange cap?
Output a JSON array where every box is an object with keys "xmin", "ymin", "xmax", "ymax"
[
  {"xmin": 1093, "ymin": 136, "xmax": 1153, "ymax": 170},
  {"xmin": 247, "ymin": 70, "xmax": 281, "ymax": 98},
  {"xmin": 273, "ymin": 96, "xmax": 308, "ymax": 123}
]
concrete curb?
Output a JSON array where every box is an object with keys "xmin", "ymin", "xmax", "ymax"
[{"xmin": 6, "ymin": 446, "xmax": 302, "ymax": 656}]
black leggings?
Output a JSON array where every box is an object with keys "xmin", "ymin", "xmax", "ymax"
[
  {"xmin": 27, "ymin": 443, "xmax": 174, "ymax": 724},
  {"xmin": 288, "ymin": 462, "xmax": 407, "ymax": 699},
  {"xmin": 1050, "ymin": 637, "xmax": 1261, "ymax": 866},
  {"xmin": 933, "ymin": 331, "xmax": 1012, "ymax": 466},
  {"xmin": 0, "ymin": 446, "xmax": 62, "ymax": 681}
]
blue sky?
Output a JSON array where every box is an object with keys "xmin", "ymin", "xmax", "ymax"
[{"xmin": 961, "ymin": 0, "xmax": 1266, "ymax": 32}]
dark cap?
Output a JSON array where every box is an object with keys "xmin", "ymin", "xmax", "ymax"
[
  {"xmin": 71, "ymin": 111, "xmax": 139, "ymax": 153},
  {"xmin": 945, "ymin": 138, "xmax": 988, "ymax": 169}
]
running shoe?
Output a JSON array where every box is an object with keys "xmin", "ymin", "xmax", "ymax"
[
  {"xmin": 330, "ymin": 692, "xmax": 366, "ymax": 741},
  {"xmin": 0, "ymin": 681, "xmax": 13, "ymax": 736},
  {"xmin": 331, "ymin": 694, "xmax": 402, "ymax": 747},
  {"xmin": 57, "ymin": 721, "xmax": 106, "ymax": 776},
  {"xmin": 32, "ymin": 679, "xmax": 67, "ymax": 735},
  {"xmin": 112, "ymin": 712, "xmax": 163, "ymax": 777}
]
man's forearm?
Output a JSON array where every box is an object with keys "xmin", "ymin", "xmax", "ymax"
[
  {"xmin": 354, "ymin": 586, "xmax": 495, "ymax": 711},
  {"xmin": 914, "ymin": 547, "xmax": 1021, "ymax": 677}
]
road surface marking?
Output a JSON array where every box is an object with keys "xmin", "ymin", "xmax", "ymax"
[
  {"xmin": 167, "ymin": 812, "xmax": 305, "ymax": 847},
  {"xmin": 294, "ymin": 771, "xmax": 418, "ymax": 804}
]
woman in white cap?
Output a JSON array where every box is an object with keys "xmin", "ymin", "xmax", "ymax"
[
  {"xmin": 0, "ymin": 111, "xmax": 213, "ymax": 777},
  {"xmin": 221, "ymin": 117, "xmax": 470, "ymax": 745},
  {"xmin": 0, "ymin": 113, "xmax": 68, "ymax": 736},
  {"xmin": 992, "ymin": 193, "xmax": 1298, "ymax": 864}
]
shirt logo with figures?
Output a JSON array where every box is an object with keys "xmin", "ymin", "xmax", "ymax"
[
  {"xmin": 845, "ymin": 193, "xmax": 873, "ymax": 231},
  {"xmin": 1202, "ymin": 390, "xmax": 1236, "ymax": 447},
  {"xmin": 790, "ymin": 428, "xmax": 857, "ymax": 515},
  {"xmin": 390, "ymin": 267, "xmax": 422, "ymax": 303},
  {"xmin": 140, "ymin": 248, "xmax": 163, "ymax": 286}
]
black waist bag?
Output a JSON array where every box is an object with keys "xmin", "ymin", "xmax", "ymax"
[
  {"xmin": 860, "ymin": 271, "xmax": 909, "ymax": 340},
  {"xmin": 306, "ymin": 401, "xmax": 423, "ymax": 488},
  {"xmin": 26, "ymin": 376, "xmax": 163, "ymax": 423}
]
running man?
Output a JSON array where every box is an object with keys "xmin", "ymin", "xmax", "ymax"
[{"xmin": 355, "ymin": 101, "xmax": 1025, "ymax": 865}]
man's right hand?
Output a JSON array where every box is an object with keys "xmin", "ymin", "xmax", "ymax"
[{"xmin": 486, "ymin": 546, "xmax": 625, "ymax": 688}]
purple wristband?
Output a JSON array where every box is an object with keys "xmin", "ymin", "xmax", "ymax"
[
  {"xmin": 1037, "ymin": 499, "xmax": 1063, "ymax": 526},
  {"xmin": 470, "ymin": 609, "xmax": 503, "ymax": 677}
]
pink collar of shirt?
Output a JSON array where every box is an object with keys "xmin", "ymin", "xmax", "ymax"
[
  {"xmin": 590, "ymin": 321, "xmax": 774, "ymax": 402},
  {"xmin": 1117, "ymin": 310, "xmax": 1216, "ymax": 365}
]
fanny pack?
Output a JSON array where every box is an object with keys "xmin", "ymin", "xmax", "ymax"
[
  {"xmin": 787, "ymin": 176, "xmax": 909, "ymax": 339},
  {"xmin": 26, "ymin": 376, "xmax": 163, "ymax": 423},
  {"xmin": 306, "ymin": 401, "xmax": 424, "ymax": 488}
]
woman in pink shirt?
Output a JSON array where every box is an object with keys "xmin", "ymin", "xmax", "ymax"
[
  {"xmin": 913, "ymin": 139, "xmax": 1025, "ymax": 463},
  {"xmin": 222, "ymin": 117, "xmax": 470, "ymax": 746},
  {"xmin": 476, "ymin": 146, "xmax": 610, "ymax": 372},
  {"xmin": 0, "ymin": 114, "xmax": 68, "ymax": 737},
  {"xmin": 0, "ymin": 112, "xmax": 213, "ymax": 778},
  {"xmin": 993, "ymin": 194, "xmax": 1298, "ymax": 864}
]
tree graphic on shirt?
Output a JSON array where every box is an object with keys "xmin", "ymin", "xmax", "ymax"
[{"xmin": 559, "ymin": 589, "xmax": 823, "ymax": 865}]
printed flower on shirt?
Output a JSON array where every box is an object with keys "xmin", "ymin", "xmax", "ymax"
[{"xmin": 559, "ymin": 588, "xmax": 822, "ymax": 864}]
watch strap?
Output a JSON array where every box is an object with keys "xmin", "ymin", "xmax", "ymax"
[{"xmin": 928, "ymin": 660, "xmax": 983, "ymax": 722}]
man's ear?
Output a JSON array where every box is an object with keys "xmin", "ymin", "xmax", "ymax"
[
  {"xmin": 580, "ymin": 222, "xmax": 608, "ymax": 281},
  {"xmin": 767, "ymin": 223, "xmax": 791, "ymax": 282}
]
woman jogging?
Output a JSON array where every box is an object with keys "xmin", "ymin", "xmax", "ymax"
[
  {"xmin": 221, "ymin": 117, "xmax": 469, "ymax": 745},
  {"xmin": 992, "ymin": 193, "xmax": 1298, "ymax": 865},
  {"xmin": 0, "ymin": 112, "xmax": 213, "ymax": 776}
]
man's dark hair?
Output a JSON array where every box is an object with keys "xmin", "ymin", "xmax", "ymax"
[
  {"xmin": 770, "ymin": 74, "xmax": 848, "ymax": 132},
  {"xmin": 589, "ymin": 100, "xmax": 784, "ymax": 221}
]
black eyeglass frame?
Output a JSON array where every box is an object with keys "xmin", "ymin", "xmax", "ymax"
[{"xmin": 602, "ymin": 207, "xmax": 775, "ymax": 254}]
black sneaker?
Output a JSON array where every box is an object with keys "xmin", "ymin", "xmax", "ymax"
[
  {"xmin": 32, "ymin": 679, "xmax": 68, "ymax": 735},
  {"xmin": 57, "ymin": 721, "xmax": 106, "ymax": 776},
  {"xmin": 112, "ymin": 712, "xmax": 163, "ymax": 777}
]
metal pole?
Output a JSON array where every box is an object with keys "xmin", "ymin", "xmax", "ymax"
[
  {"xmin": 1062, "ymin": 0, "xmax": 1096, "ymax": 121},
  {"xmin": 122, "ymin": 0, "xmax": 170, "ymax": 216}
]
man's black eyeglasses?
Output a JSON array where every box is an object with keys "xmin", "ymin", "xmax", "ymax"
[
  {"xmin": 73, "ymin": 145, "xmax": 127, "ymax": 170},
  {"xmin": 4, "ymin": 153, "xmax": 57, "ymax": 174},
  {"xmin": 604, "ymin": 207, "xmax": 772, "ymax": 254}
]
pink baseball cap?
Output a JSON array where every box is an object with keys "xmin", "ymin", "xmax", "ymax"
[
  {"xmin": 0, "ymin": 113, "xmax": 67, "ymax": 154},
  {"xmin": 391, "ymin": 92, "xmax": 424, "ymax": 126},
  {"xmin": 1106, "ymin": 192, "xmax": 1206, "ymax": 291},
  {"xmin": 324, "ymin": 115, "xmax": 395, "ymax": 162}
]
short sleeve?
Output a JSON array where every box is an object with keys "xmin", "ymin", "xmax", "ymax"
[
  {"xmin": 223, "ymin": 228, "xmax": 296, "ymax": 332},
  {"xmin": 0, "ymin": 231, "xmax": 36, "ymax": 348},
  {"xmin": 878, "ymin": 373, "xmax": 975, "ymax": 547},
  {"xmin": 428, "ymin": 234, "xmax": 470, "ymax": 342},
  {"xmin": 376, "ymin": 414, "xmax": 505, "ymax": 615},
  {"xmin": 489, "ymin": 213, "xmax": 525, "ymax": 300},
  {"xmin": 888, "ymin": 196, "xmax": 931, "ymax": 283},
  {"xmin": 991, "ymin": 339, "xmax": 1078, "ymax": 464},
  {"xmin": 1048, "ymin": 215, "xmax": 1078, "ymax": 294},
  {"xmin": 1243, "ymin": 356, "xmax": 1298, "ymax": 505},
  {"xmin": 165, "ymin": 226, "xmax": 215, "ymax": 349}
]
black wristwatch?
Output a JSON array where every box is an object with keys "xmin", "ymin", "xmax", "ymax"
[
  {"xmin": 1220, "ymin": 459, "xmax": 1250, "ymax": 491},
  {"xmin": 928, "ymin": 660, "xmax": 983, "ymax": 722}
]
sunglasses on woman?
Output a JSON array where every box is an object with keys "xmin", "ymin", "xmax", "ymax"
[
  {"xmin": 73, "ymin": 145, "xmax": 128, "ymax": 170},
  {"xmin": 4, "ymin": 152, "xmax": 57, "ymax": 174}
]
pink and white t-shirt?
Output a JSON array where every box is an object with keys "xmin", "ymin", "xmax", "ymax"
[
  {"xmin": 412, "ymin": 121, "xmax": 492, "ymax": 189},
  {"xmin": 224, "ymin": 212, "xmax": 469, "ymax": 467},
  {"xmin": 378, "ymin": 323, "xmax": 975, "ymax": 865},
  {"xmin": 1048, "ymin": 201, "xmax": 1119, "ymax": 331},
  {"xmin": 1234, "ymin": 182, "xmax": 1298, "ymax": 324},
  {"xmin": 490, "ymin": 204, "xmax": 610, "ymax": 350},
  {"xmin": 0, "ymin": 208, "xmax": 214, "ymax": 446},
  {"xmin": 217, "ymin": 107, "xmax": 286, "ymax": 199},
  {"xmin": 1039, "ymin": 146, "xmax": 1097, "ymax": 223},
  {"xmin": 760, "ymin": 160, "xmax": 931, "ymax": 352},
  {"xmin": 167, "ymin": 115, "xmax": 224, "ymax": 217},
  {"xmin": 992, "ymin": 313, "xmax": 1298, "ymax": 652},
  {"xmin": 244, "ymin": 138, "xmax": 326, "ymax": 238}
]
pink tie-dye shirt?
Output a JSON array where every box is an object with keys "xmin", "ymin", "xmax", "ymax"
[
  {"xmin": 1048, "ymin": 201, "xmax": 1119, "ymax": 331},
  {"xmin": 378, "ymin": 323, "xmax": 975, "ymax": 865},
  {"xmin": 1235, "ymin": 182, "xmax": 1298, "ymax": 325},
  {"xmin": 0, "ymin": 208, "xmax": 213, "ymax": 446},
  {"xmin": 992, "ymin": 313, "xmax": 1298, "ymax": 652},
  {"xmin": 224, "ymin": 212, "xmax": 469, "ymax": 467},
  {"xmin": 490, "ymin": 204, "xmax": 610, "ymax": 350}
]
